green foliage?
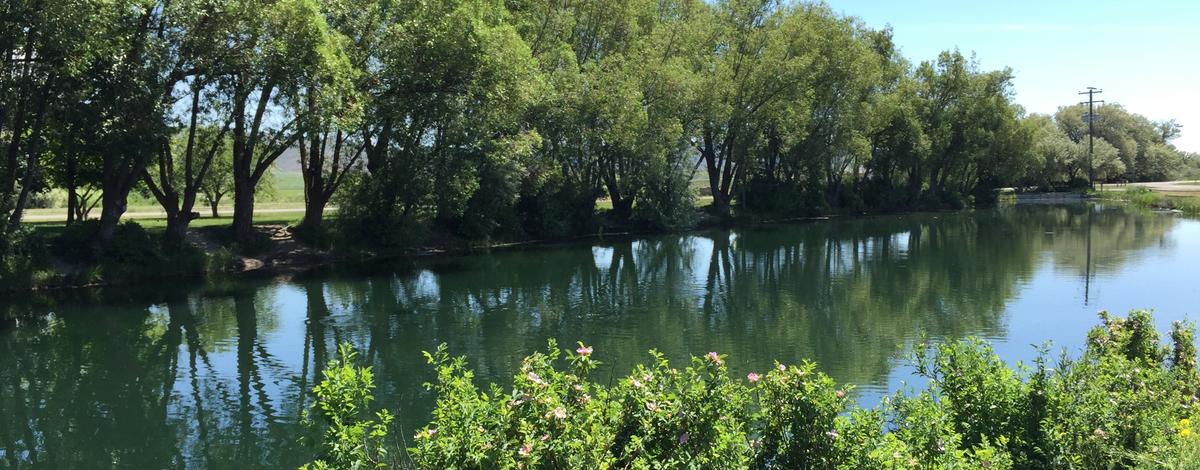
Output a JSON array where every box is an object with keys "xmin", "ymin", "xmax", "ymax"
[
  {"xmin": 1054, "ymin": 104, "xmax": 1189, "ymax": 184},
  {"xmin": 1099, "ymin": 186, "xmax": 1200, "ymax": 216},
  {"xmin": 0, "ymin": 226, "xmax": 49, "ymax": 289},
  {"xmin": 302, "ymin": 344, "xmax": 394, "ymax": 470},
  {"xmin": 302, "ymin": 310, "xmax": 1200, "ymax": 469},
  {"xmin": 332, "ymin": 170, "xmax": 430, "ymax": 250},
  {"xmin": 5, "ymin": 0, "xmax": 1193, "ymax": 257},
  {"xmin": 405, "ymin": 341, "xmax": 1017, "ymax": 469},
  {"xmin": 0, "ymin": 221, "xmax": 217, "ymax": 290},
  {"xmin": 631, "ymin": 161, "xmax": 697, "ymax": 230}
]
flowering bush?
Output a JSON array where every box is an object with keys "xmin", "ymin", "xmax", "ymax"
[
  {"xmin": 407, "ymin": 343, "xmax": 1007, "ymax": 469},
  {"xmin": 303, "ymin": 310, "xmax": 1200, "ymax": 469}
]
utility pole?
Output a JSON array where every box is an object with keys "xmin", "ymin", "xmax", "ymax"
[{"xmin": 1078, "ymin": 87, "xmax": 1105, "ymax": 189}]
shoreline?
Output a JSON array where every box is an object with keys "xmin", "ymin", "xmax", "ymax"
[{"xmin": 3, "ymin": 199, "xmax": 1085, "ymax": 296}]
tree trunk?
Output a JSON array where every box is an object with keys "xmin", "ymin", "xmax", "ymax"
[
  {"xmin": 927, "ymin": 165, "xmax": 942, "ymax": 200},
  {"xmin": 163, "ymin": 211, "xmax": 188, "ymax": 248},
  {"xmin": 232, "ymin": 174, "xmax": 255, "ymax": 242},
  {"xmin": 299, "ymin": 129, "xmax": 325, "ymax": 234},
  {"xmin": 66, "ymin": 153, "xmax": 78, "ymax": 224},
  {"xmin": 67, "ymin": 185, "xmax": 78, "ymax": 224},
  {"xmin": 701, "ymin": 129, "xmax": 731, "ymax": 216},
  {"xmin": 97, "ymin": 194, "xmax": 126, "ymax": 244},
  {"xmin": 2, "ymin": 32, "xmax": 35, "ymax": 198},
  {"xmin": 5, "ymin": 77, "xmax": 52, "ymax": 231},
  {"xmin": 298, "ymin": 195, "xmax": 325, "ymax": 234},
  {"xmin": 611, "ymin": 196, "xmax": 633, "ymax": 221},
  {"xmin": 210, "ymin": 199, "xmax": 220, "ymax": 218}
]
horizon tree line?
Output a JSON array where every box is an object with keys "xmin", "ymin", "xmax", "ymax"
[{"xmin": 1, "ymin": 0, "xmax": 1193, "ymax": 251}]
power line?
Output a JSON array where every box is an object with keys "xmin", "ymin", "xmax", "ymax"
[{"xmin": 1078, "ymin": 87, "xmax": 1105, "ymax": 189}]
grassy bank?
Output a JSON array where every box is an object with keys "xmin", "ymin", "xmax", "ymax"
[
  {"xmin": 303, "ymin": 309, "xmax": 1200, "ymax": 469},
  {"xmin": 0, "ymin": 221, "xmax": 241, "ymax": 292},
  {"xmin": 3, "ymin": 189, "xmax": 961, "ymax": 293},
  {"xmin": 1094, "ymin": 187, "xmax": 1200, "ymax": 215}
]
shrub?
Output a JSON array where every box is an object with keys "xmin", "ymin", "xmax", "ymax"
[
  {"xmin": 0, "ymin": 225, "xmax": 49, "ymax": 289},
  {"xmin": 515, "ymin": 179, "xmax": 598, "ymax": 239},
  {"xmin": 632, "ymin": 163, "xmax": 697, "ymax": 230},
  {"xmin": 302, "ymin": 344, "xmax": 395, "ymax": 470},
  {"xmin": 333, "ymin": 171, "xmax": 432, "ymax": 250},
  {"xmin": 303, "ymin": 310, "xmax": 1200, "ymax": 469},
  {"xmin": 26, "ymin": 190, "xmax": 64, "ymax": 209}
]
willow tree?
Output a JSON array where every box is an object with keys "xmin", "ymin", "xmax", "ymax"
[
  {"xmin": 913, "ymin": 50, "xmax": 1018, "ymax": 203},
  {"xmin": 773, "ymin": 9, "xmax": 880, "ymax": 208},
  {"xmin": 1055, "ymin": 103, "xmax": 1186, "ymax": 183},
  {"xmin": 691, "ymin": 0, "xmax": 827, "ymax": 215},
  {"xmin": 337, "ymin": 0, "xmax": 539, "ymax": 244},
  {"xmin": 509, "ymin": 0, "xmax": 699, "ymax": 223},
  {"xmin": 858, "ymin": 30, "xmax": 927, "ymax": 207}
]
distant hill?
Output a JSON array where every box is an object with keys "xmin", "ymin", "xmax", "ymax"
[{"xmin": 274, "ymin": 147, "xmax": 302, "ymax": 173}]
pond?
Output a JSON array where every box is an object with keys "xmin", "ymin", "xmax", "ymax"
[{"xmin": 2, "ymin": 204, "xmax": 1198, "ymax": 468}]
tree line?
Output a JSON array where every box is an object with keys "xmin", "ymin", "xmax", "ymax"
[{"xmin": 2, "ymin": 0, "xmax": 1192, "ymax": 251}]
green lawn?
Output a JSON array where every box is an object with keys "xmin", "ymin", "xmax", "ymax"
[
  {"xmin": 594, "ymin": 195, "xmax": 714, "ymax": 211},
  {"xmin": 25, "ymin": 212, "xmax": 307, "ymax": 229},
  {"xmin": 22, "ymin": 171, "xmax": 309, "ymax": 222}
]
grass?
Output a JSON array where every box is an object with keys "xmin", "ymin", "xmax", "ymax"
[
  {"xmin": 594, "ymin": 195, "xmax": 714, "ymax": 211},
  {"xmin": 22, "ymin": 171, "xmax": 309, "ymax": 223},
  {"xmin": 25, "ymin": 210, "xmax": 314, "ymax": 230},
  {"xmin": 1095, "ymin": 186, "xmax": 1200, "ymax": 215}
]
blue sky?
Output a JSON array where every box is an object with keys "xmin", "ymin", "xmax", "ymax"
[{"xmin": 824, "ymin": 0, "xmax": 1200, "ymax": 152}]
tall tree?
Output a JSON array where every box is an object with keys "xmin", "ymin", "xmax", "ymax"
[
  {"xmin": 338, "ymin": 0, "xmax": 538, "ymax": 243},
  {"xmin": 292, "ymin": 0, "xmax": 363, "ymax": 235},
  {"xmin": 142, "ymin": 92, "xmax": 232, "ymax": 246},
  {"xmin": 223, "ymin": 0, "xmax": 342, "ymax": 244},
  {"xmin": 691, "ymin": 1, "xmax": 826, "ymax": 214},
  {"xmin": 1, "ymin": 0, "xmax": 101, "ymax": 233},
  {"xmin": 68, "ymin": 0, "xmax": 231, "ymax": 245},
  {"xmin": 134, "ymin": 0, "xmax": 246, "ymax": 247}
]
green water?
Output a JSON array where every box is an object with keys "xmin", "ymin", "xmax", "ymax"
[{"xmin": 2, "ymin": 204, "xmax": 1198, "ymax": 468}]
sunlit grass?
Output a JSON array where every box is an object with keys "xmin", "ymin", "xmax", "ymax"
[
  {"xmin": 594, "ymin": 195, "xmax": 714, "ymax": 212},
  {"xmin": 1097, "ymin": 186, "xmax": 1200, "ymax": 216}
]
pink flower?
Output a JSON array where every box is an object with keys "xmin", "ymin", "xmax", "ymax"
[
  {"xmin": 778, "ymin": 364, "xmax": 787, "ymax": 372},
  {"xmin": 632, "ymin": 378, "xmax": 643, "ymax": 388},
  {"xmin": 552, "ymin": 406, "xmax": 567, "ymax": 419},
  {"xmin": 526, "ymin": 371, "xmax": 545, "ymax": 386},
  {"xmin": 835, "ymin": 390, "xmax": 846, "ymax": 399},
  {"xmin": 576, "ymin": 345, "xmax": 593, "ymax": 357},
  {"xmin": 415, "ymin": 428, "xmax": 437, "ymax": 439},
  {"xmin": 540, "ymin": 434, "xmax": 550, "ymax": 442},
  {"xmin": 747, "ymin": 372, "xmax": 761, "ymax": 383},
  {"xmin": 519, "ymin": 443, "xmax": 532, "ymax": 457},
  {"xmin": 706, "ymin": 351, "xmax": 723, "ymax": 366}
]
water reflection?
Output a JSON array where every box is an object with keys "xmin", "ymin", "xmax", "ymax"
[{"xmin": 0, "ymin": 204, "xmax": 1186, "ymax": 468}]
